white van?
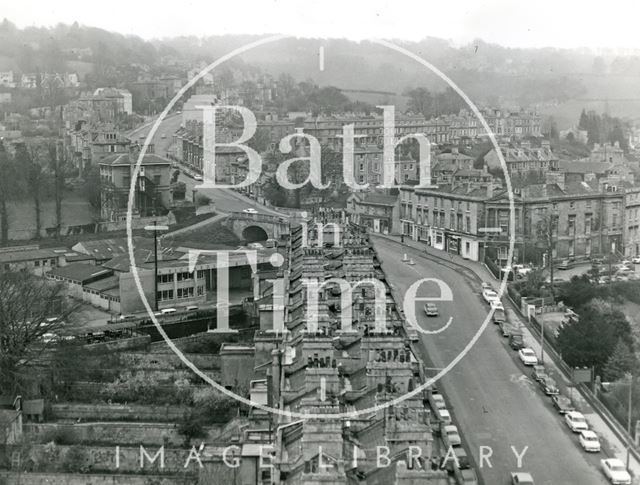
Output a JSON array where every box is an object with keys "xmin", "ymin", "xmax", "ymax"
[{"xmin": 160, "ymin": 308, "xmax": 177, "ymax": 315}]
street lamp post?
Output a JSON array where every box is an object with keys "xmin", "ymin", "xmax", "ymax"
[
  {"xmin": 145, "ymin": 221, "xmax": 169, "ymax": 311},
  {"xmin": 626, "ymin": 372, "xmax": 634, "ymax": 469},
  {"xmin": 540, "ymin": 319, "xmax": 545, "ymax": 365}
]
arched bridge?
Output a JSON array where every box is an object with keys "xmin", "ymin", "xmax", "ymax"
[{"xmin": 225, "ymin": 211, "xmax": 290, "ymax": 242}]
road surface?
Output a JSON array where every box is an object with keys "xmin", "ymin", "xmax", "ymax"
[
  {"xmin": 128, "ymin": 112, "xmax": 286, "ymax": 218},
  {"xmin": 128, "ymin": 113, "xmax": 182, "ymax": 156},
  {"xmin": 372, "ymin": 236, "xmax": 607, "ymax": 485}
]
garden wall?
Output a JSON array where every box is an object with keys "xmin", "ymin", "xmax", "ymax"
[
  {"xmin": 0, "ymin": 471, "xmax": 192, "ymax": 485},
  {"xmin": 49, "ymin": 403, "xmax": 189, "ymax": 422},
  {"xmin": 120, "ymin": 351, "xmax": 220, "ymax": 370},
  {"xmin": 24, "ymin": 444, "xmax": 198, "ymax": 474},
  {"xmin": 24, "ymin": 422, "xmax": 223, "ymax": 447}
]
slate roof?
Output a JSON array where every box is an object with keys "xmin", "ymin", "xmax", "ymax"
[{"xmin": 48, "ymin": 263, "xmax": 112, "ymax": 283}]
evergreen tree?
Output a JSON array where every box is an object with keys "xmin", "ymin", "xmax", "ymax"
[{"xmin": 603, "ymin": 340, "xmax": 636, "ymax": 382}]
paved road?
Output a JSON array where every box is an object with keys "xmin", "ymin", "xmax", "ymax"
[
  {"xmin": 128, "ymin": 113, "xmax": 182, "ymax": 156},
  {"xmin": 373, "ymin": 236, "xmax": 607, "ymax": 485},
  {"xmin": 178, "ymin": 172, "xmax": 286, "ymax": 217}
]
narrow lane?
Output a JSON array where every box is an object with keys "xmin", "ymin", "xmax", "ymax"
[{"xmin": 373, "ymin": 236, "xmax": 606, "ymax": 485}]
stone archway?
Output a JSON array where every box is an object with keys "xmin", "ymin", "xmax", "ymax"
[{"xmin": 242, "ymin": 225, "xmax": 269, "ymax": 243}]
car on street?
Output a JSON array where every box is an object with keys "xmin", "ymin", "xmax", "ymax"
[
  {"xmin": 430, "ymin": 393, "xmax": 446, "ymax": 410},
  {"xmin": 511, "ymin": 472, "xmax": 535, "ymax": 484},
  {"xmin": 424, "ymin": 303, "xmax": 439, "ymax": 316},
  {"xmin": 518, "ymin": 348, "xmax": 538, "ymax": 366},
  {"xmin": 247, "ymin": 242, "xmax": 264, "ymax": 249},
  {"xmin": 442, "ymin": 424, "xmax": 461, "ymax": 446},
  {"xmin": 579, "ymin": 430, "xmax": 601, "ymax": 452},
  {"xmin": 531, "ymin": 365, "xmax": 548, "ymax": 382},
  {"xmin": 632, "ymin": 256, "xmax": 640, "ymax": 264},
  {"xmin": 481, "ymin": 282, "xmax": 493, "ymax": 291},
  {"xmin": 492, "ymin": 308, "xmax": 506, "ymax": 324},
  {"xmin": 460, "ymin": 468, "xmax": 478, "ymax": 485},
  {"xmin": 436, "ymin": 408, "xmax": 452, "ymax": 424},
  {"xmin": 490, "ymin": 299, "xmax": 504, "ymax": 311},
  {"xmin": 482, "ymin": 289, "xmax": 499, "ymax": 304},
  {"xmin": 513, "ymin": 264, "xmax": 532, "ymax": 276},
  {"xmin": 539, "ymin": 376, "xmax": 559, "ymax": 395},
  {"xmin": 161, "ymin": 134, "xmax": 167, "ymax": 139},
  {"xmin": 601, "ymin": 458, "xmax": 631, "ymax": 484},
  {"xmin": 551, "ymin": 394, "xmax": 575, "ymax": 414},
  {"xmin": 193, "ymin": 174, "xmax": 203, "ymax": 181},
  {"xmin": 558, "ymin": 259, "xmax": 570, "ymax": 270},
  {"xmin": 565, "ymin": 411, "xmax": 589, "ymax": 432},
  {"xmin": 243, "ymin": 208, "xmax": 258, "ymax": 214}
]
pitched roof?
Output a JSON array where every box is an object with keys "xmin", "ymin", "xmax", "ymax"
[
  {"xmin": 48, "ymin": 263, "xmax": 112, "ymax": 283},
  {"xmin": 558, "ymin": 160, "xmax": 611, "ymax": 174},
  {"xmin": 73, "ymin": 237, "xmax": 154, "ymax": 261}
]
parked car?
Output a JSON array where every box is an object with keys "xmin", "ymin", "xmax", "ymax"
[
  {"xmin": 482, "ymin": 289, "xmax": 499, "ymax": 304},
  {"xmin": 460, "ymin": 468, "xmax": 478, "ymax": 485},
  {"xmin": 557, "ymin": 259, "xmax": 570, "ymax": 270},
  {"xmin": 193, "ymin": 174, "xmax": 203, "ymax": 181},
  {"xmin": 436, "ymin": 408, "xmax": 452, "ymax": 424},
  {"xmin": 248, "ymin": 242, "xmax": 264, "ymax": 249},
  {"xmin": 565, "ymin": 411, "xmax": 589, "ymax": 432},
  {"xmin": 518, "ymin": 348, "xmax": 539, "ymax": 366},
  {"xmin": 579, "ymin": 430, "xmax": 601, "ymax": 452},
  {"xmin": 243, "ymin": 208, "xmax": 258, "ymax": 214},
  {"xmin": 481, "ymin": 282, "xmax": 493, "ymax": 291},
  {"xmin": 551, "ymin": 394, "xmax": 574, "ymax": 414},
  {"xmin": 511, "ymin": 472, "xmax": 535, "ymax": 484},
  {"xmin": 442, "ymin": 424, "xmax": 462, "ymax": 446},
  {"xmin": 632, "ymin": 256, "xmax": 640, "ymax": 264},
  {"xmin": 441, "ymin": 447, "xmax": 470, "ymax": 470},
  {"xmin": 539, "ymin": 377, "xmax": 559, "ymax": 395},
  {"xmin": 424, "ymin": 303, "xmax": 439, "ymax": 316},
  {"xmin": 601, "ymin": 458, "xmax": 631, "ymax": 484},
  {"xmin": 513, "ymin": 264, "xmax": 532, "ymax": 276},
  {"xmin": 531, "ymin": 365, "xmax": 548, "ymax": 382},
  {"xmin": 430, "ymin": 393, "xmax": 446, "ymax": 410},
  {"xmin": 492, "ymin": 308, "xmax": 506, "ymax": 324},
  {"xmin": 490, "ymin": 299, "xmax": 504, "ymax": 311}
]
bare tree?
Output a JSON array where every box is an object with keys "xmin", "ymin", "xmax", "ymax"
[
  {"xmin": 49, "ymin": 142, "xmax": 65, "ymax": 238},
  {"xmin": 18, "ymin": 143, "xmax": 46, "ymax": 239},
  {"xmin": 0, "ymin": 271, "xmax": 78, "ymax": 394},
  {"xmin": 0, "ymin": 142, "xmax": 18, "ymax": 245}
]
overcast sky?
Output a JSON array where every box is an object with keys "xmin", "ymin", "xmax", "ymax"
[{"xmin": 2, "ymin": 0, "xmax": 640, "ymax": 51}]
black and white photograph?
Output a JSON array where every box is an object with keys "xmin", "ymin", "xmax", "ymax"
[{"xmin": 0, "ymin": 1, "xmax": 639, "ymax": 484}]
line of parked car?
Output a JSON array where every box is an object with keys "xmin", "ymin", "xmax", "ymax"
[
  {"xmin": 516, "ymin": 315, "xmax": 632, "ymax": 484},
  {"xmin": 480, "ymin": 281, "xmax": 632, "ymax": 485},
  {"xmin": 427, "ymin": 387, "xmax": 478, "ymax": 484}
]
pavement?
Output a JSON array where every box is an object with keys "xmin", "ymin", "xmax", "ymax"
[{"xmin": 372, "ymin": 234, "xmax": 611, "ymax": 485}]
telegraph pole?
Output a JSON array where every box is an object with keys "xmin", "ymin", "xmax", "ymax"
[{"xmin": 145, "ymin": 221, "xmax": 169, "ymax": 311}]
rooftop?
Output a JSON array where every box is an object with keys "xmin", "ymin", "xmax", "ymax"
[{"xmin": 48, "ymin": 263, "xmax": 112, "ymax": 283}]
